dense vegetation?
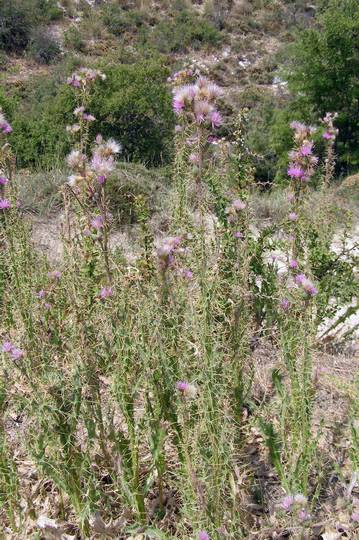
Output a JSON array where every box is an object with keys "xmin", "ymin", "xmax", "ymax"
[{"xmin": 0, "ymin": 1, "xmax": 358, "ymax": 539}]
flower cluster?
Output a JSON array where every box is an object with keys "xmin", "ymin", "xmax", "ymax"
[
  {"xmin": 66, "ymin": 136, "xmax": 121, "ymax": 188},
  {"xmin": 176, "ymin": 381, "xmax": 197, "ymax": 399},
  {"xmin": 172, "ymin": 76, "xmax": 223, "ymax": 129},
  {"xmin": 287, "ymin": 121, "xmax": 318, "ymax": 183},
  {"xmin": 321, "ymin": 112, "xmax": 338, "ymax": 142},
  {"xmin": 100, "ymin": 286, "xmax": 113, "ymax": 300},
  {"xmin": 281, "ymin": 492, "xmax": 307, "ymax": 509},
  {"xmin": 67, "ymin": 68, "xmax": 106, "ymax": 89},
  {"xmin": 156, "ymin": 236, "xmax": 182, "ymax": 271},
  {"xmin": 295, "ymin": 273, "xmax": 318, "ymax": 297},
  {"xmin": 2, "ymin": 341, "xmax": 24, "ymax": 360},
  {"xmin": 156, "ymin": 236, "xmax": 192, "ymax": 279},
  {"xmin": 225, "ymin": 198, "xmax": 247, "ymax": 223},
  {"xmin": 0, "ymin": 111, "xmax": 12, "ymax": 135},
  {"xmin": 0, "ymin": 198, "xmax": 11, "ymax": 210}
]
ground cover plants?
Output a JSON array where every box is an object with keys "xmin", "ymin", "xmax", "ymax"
[{"xmin": 0, "ymin": 62, "xmax": 358, "ymax": 540}]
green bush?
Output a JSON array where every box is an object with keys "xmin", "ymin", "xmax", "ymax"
[
  {"xmin": 89, "ymin": 59, "xmax": 174, "ymax": 166},
  {"xmin": 102, "ymin": 4, "xmax": 148, "ymax": 36},
  {"xmin": 28, "ymin": 28, "xmax": 61, "ymax": 64},
  {"xmin": 63, "ymin": 26, "xmax": 85, "ymax": 52},
  {"xmin": 5, "ymin": 58, "xmax": 174, "ymax": 169},
  {"xmin": 146, "ymin": 9, "xmax": 221, "ymax": 53},
  {"xmin": 0, "ymin": 0, "xmax": 31, "ymax": 53},
  {"xmin": 0, "ymin": 0, "xmax": 62, "ymax": 53},
  {"xmin": 285, "ymin": 0, "xmax": 359, "ymax": 173}
]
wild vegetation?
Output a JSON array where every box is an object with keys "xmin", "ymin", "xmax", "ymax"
[{"xmin": 0, "ymin": 1, "xmax": 358, "ymax": 539}]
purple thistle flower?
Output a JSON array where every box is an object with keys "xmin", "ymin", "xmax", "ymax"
[
  {"xmin": 100, "ymin": 286, "xmax": 113, "ymax": 300},
  {"xmin": 288, "ymin": 165, "xmax": 305, "ymax": 179},
  {"xmin": 189, "ymin": 153, "xmax": 200, "ymax": 164},
  {"xmin": 233, "ymin": 231, "xmax": 243, "ymax": 239},
  {"xmin": 176, "ymin": 381, "xmax": 189, "ymax": 392},
  {"xmin": 288, "ymin": 212, "xmax": 298, "ymax": 222},
  {"xmin": 0, "ymin": 198, "xmax": 11, "ymax": 210},
  {"xmin": 287, "ymin": 193, "xmax": 295, "ymax": 202},
  {"xmin": 323, "ymin": 131, "xmax": 335, "ymax": 140},
  {"xmin": 0, "ymin": 121, "xmax": 12, "ymax": 134},
  {"xmin": 174, "ymin": 125, "xmax": 182, "ymax": 133},
  {"xmin": 44, "ymin": 303, "xmax": 52, "ymax": 311},
  {"xmin": 37, "ymin": 290, "xmax": 46, "ymax": 299},
  {"xmin": 198, "ymin": 532, "xmax": 210, "ymax": 540},
  {"xmin": 2, "ymin": 341, "xmax": 13, "ymax": 353},
  {"xmin": 351, "ymin": 512, "xmax": 359, "ymax": 522},
  {"xmin": 295, "ymin": 273, "xmax": 306, "ymax": 285},
  {"xmin": 97, "ymin": 175, "xmax": 106, "ymax": 185},
  {"xmin": 0, "ymin": 176, "xmax": 8, "ymax": 185},
  {"xmin": 210, "ymin": 110, "xmax": 222, "ymax": 128},
  {"xmin": 299, "ymin": 509, "xmax": 311, "ymax": 521},
  {"xmin": 281, "ymin": 495, "xmax": 294, "ymax": 511},
  {"xmin": 11, "ymin": 347, "xmax": 24, "ymax": 360},
  {"xmin": 289, "ymin": 259, "xmax": 298, "ymax": 269},
  {"xmin": 299, "ymin": 142, "xmax": 313, "ymax": 156},
  {"xmin": 280, "ymin": 298, "xmax": 290, "ymax": 311},
  {"xmin": 173, "ymin": 96, "xmax": 185, "ymax": 114},
  {"xmin": 91, "ymin": 215, "xmax": 104, "ymax": 230},
  {"xmin": 48, "ymin": 270, "xmax": 61, "ymax": 280}
]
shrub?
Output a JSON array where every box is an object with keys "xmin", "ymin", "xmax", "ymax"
[
  {"xmin": 89, "ymin": 59, "xmax": 175, "ymax": 166},
  {"xmin": 6, "ymin": 59, "xmax": 174, "ymax": 169},
  {"xmin": 28, "ymin": 28, "xmax": 61, "ymax": 64},
  {"xmin": 286, "ymin": 0, "xmax": 359, "ymax": 173},
  {"xmin": 0, "ymin": 0, "xmax": 62, "ymax": 54},
  {"xmin": 63, "ymin": 26, "xmax": 85, "ymax": 52},
  {"xmin": 0, "ymin": 0, "xmax": 31, "ymax": 53},
  {"xmin": 146, "ymin": 9, "xmax": 221, "ymax": 53},
  {"xmin": 101, "ymin": 4, "xmax": 148, "ymax": 36}
]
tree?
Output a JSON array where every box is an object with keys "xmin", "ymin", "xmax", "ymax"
[{"xmin": 286, "ymin": 0, "xmax": 359, "ymax": 172}]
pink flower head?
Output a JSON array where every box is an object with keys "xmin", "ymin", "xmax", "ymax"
[
  {"xmin": 232, "ymin": 199, "xmax": 246, "ymax": 212},
  {"xmin": 91, "ymin": 215, "xmax": 104, "ymax": 230},
  {"xmin": 301, "ymin": 278, "xmax": 317, "ymax": 297},
  {"xmin": 233, "ymin": 231, "xmax": 243, "ymax": 239},
  {"xmin": 289, "ymin": 259, "xmax": 298, "ymax": 269},
  {"xmin": 91, "ymin": 153, "xmax": 115, "ymax": 176},
  {"xmin": 198, "ymin": 532, "xmax": 210, "ymax": 540},
  {"xmin": 281, "ymin": 495, "xmax": 294, "ymax": 511},
  {"xmin": 210, "ymin": 110, "xmax": 222, "ymax": 128},
  {"xmin": 323, "ymin": 131, "xmax": 335, "ymax": 141},
  {"xmin": 299, "ymin": 142, "xmax": 313, "ymax": 156},
  {"xmin": 189, "ymin": 153, "xmax": 200, "ymax": 164},
  {"xmin": 2, "ymin": 341, "xmax": 13, "ymax": 353},
  {"xmin": 11, "ymin": 347, "xmax": 24, "ymax": 360},
  {"xmin": 173, "ymin": 96, "xmax": 185, "ymax": 114},
  {"xmin": 280, "ymin": 298, "xmax": 290, "ymax": 311},
  {"xmin": 288, "ymin": 165, "xmax": 305, "ymax": 179},
  {"xmin": 174, "ymin": 125, "xmax": 182, "ymax": 133},
  {"xmin": 299, "ymin": 509, "xmax": 311, "ymax": 521},
  {"xmin": 0, "ymin": 121, "xmax": 12, "ymax": 134},
  {"xmin": 44, "ymin": 303, "xmax": 52, "ymax": 311},
  {"xmin": 0, "ymin": 176, "xmax": 8, "ymax": 185},
  {"xmin": 287, "ymin": 193, "xmax": 295, "ymax": 202},
  {"xmin": 295, "ymin": 273, "xmax": 306, "ymax": 285},
  {"xmin": 181, "ymin": 269, "xmax": 193, "ymax": 279},
  {"xmin": 176, "ymin": 381, "xmax": 189, "ymax": 392},
  {"xmin": 83, "ymin": 113, "xmax": 96, "ymax": 122},
  {"xmin": 48, "ymin": 270, "xmax": 61, "ymax": 280},
  {"xmin": 0, "ymin": 198, "xmax": 11, "ymax": 210},
  {"xmin": 351, "ymin": 512, "xmax": 359, "ymax": 523},
  {"xmin": 100, "ymin": 286, "xmax": 113, "ymax": 300},
  {"xmin": 97, "ymin": 175, "xmax": 106, "ymax": 185},
  {"xmin": 37, "ymin": 290, "xmax": 46, "ymax": 299},
  {"xmin": 288, "ymin": 212, "xmax": 298, "ymax": 222}
]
